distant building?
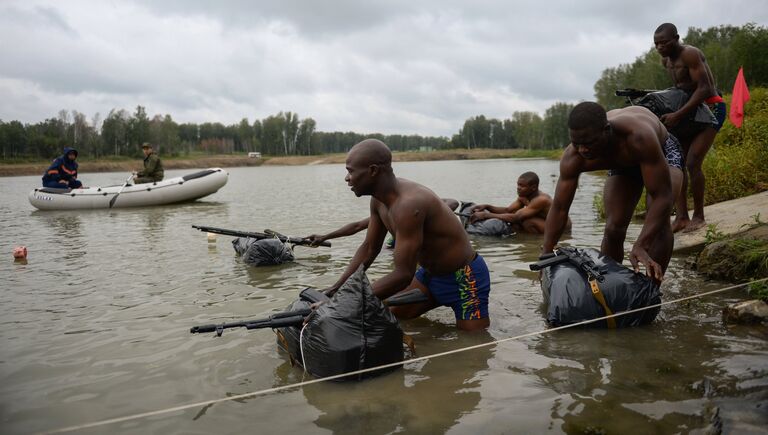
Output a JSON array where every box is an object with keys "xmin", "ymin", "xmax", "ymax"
[
  {"xmin": 418, "ymin": 146, "xmax": 433, "ymax": 152},
  {"xmin": 248, "ymin": 152, "xmax": 262, "ymax": 158}
]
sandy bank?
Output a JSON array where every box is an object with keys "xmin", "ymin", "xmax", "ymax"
[{"xmin": 0, "ymin": 148, "xmax": 559, "ymax": 177}]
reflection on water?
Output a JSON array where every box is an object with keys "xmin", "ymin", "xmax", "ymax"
[
  {"xmin": 0, "ymin": 161, "xmax": 766, "ymax": 434},
  {"xmin": 271, "ymin": 323, "xmax": 494, "ymax": 435}
]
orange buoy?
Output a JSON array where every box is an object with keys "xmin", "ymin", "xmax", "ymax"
[{"xmin": 13, "ymin": 246, "xmax": 28, "ymax": 260}]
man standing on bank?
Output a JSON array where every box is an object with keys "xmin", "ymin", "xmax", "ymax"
[
  {"xmin": 326, "ymin": 139, "xmax": 491, "ymax": 331},
  {"xmin": 543, "ymin": 102, "xmax": 683, "ymax": 283},
  {"xmin": 133, "ymin": 142, "xmax": 164, "ymax": 184},
  {"xmin": 654, "ymin": 23, "xmax": 727, "ymax": 233}
]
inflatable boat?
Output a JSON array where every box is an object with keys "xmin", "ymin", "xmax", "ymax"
[{"xmin": 28, "ymin": 168, "xmax": 228, "ymax": 210}]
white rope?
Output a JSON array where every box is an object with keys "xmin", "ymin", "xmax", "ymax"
[
  {"xmin": 42, "ymin": 277, "xmax": 767, "ymax": 434},
  {"xmin": 298, "ymin": 321, "xmax": 310, "ymax": 374}
]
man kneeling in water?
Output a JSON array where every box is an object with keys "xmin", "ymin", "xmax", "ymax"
[
  {"xmin": 325, "ymin": 139, "xmax": 491, "ymax": 331},
  {"xmin": 469, "ymin": 171, "xmax": 569, "ymax": 234}
]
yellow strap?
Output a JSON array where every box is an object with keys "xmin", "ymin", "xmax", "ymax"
[
  {"xmin": 274, "ymin": 330, "xmax": 297, "ymax": 366},
  {"xmin": 589, "ymin": 279, "xmax": 617, "ymax": 329}
]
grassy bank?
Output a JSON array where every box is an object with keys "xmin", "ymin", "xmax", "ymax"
[{"xmin": 0, "ymin": 148, "xmax": 560, "ymax": 177}]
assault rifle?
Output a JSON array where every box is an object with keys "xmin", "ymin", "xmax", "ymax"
[
  {"xmin": 615, "ymin": 88, "xmax": 658, "ymax": 106},
  {"xmin": 192, "ymin": 224, "xmax": 331, "ymax": 247},
  {"xmin": 529, "ymin": 246, "xmax": 605, "ymax": 282},
  {"xmin": 191, "ymin": 287, "xmax": 429, "ymax": 336}
]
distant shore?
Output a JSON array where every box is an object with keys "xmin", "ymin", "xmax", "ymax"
[{"xmin": 0, "ymin": 148, "xmax": 561, "ymax": 177}]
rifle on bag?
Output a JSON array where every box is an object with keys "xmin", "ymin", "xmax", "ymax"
[
  {"xmin": 192, "ymin": 225, "xmax": 331, "ymax": 247},
  {"xmin": 191, "ymin": 287, "xmax": 430, "ymax": 336},
  {"xmin": 191, "ymin": 288, "xmax": 330, "ymax": 336},
  {"xmin": 529, "ymin": 246, "xmax": 605, "ymax": 282},
  {"xmin": 615, "ymin": 88, "xmax": 658, "ymax": 106}
]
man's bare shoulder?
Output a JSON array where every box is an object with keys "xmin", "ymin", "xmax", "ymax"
[
  {"xmin": 680, "ymin": 44, "xmax": 706, "ymax": 63},
  {"xmin": 559, "ymin": 146, "xmax": 586, "ymax": 176},
  {"xmin": 392, "ymin": 179, "xmax": 439, "ymax": 213},
  {"xmin": 528, "ymin": 192, "xmax": 552, "ymax": 208}
]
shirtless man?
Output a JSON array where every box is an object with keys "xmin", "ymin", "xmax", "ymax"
[
  {"xmin": 469, "ymin": 171, "xmax": 562, "ymax": 234},
  {"xmin": 654, "ymin": 23, "xmax": 727, "ymax": 233},
  {"xmin": 543, "ymin": 102, "xmax": 683, "ymax": 283},
  {"xmin": 326, "ymin": 139, "xmax": 490, "ymax": 330}
]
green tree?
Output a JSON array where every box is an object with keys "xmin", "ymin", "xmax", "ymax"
[{"xmin": 542, "ymin": 102, "xmax": 574, "ymax": 148}]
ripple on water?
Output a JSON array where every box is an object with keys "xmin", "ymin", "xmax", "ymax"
[{"xmin": 0, "ymin": 163, "xmax": 766, "ymax": 433}]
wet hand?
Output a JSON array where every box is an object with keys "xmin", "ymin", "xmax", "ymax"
[
  {"xmin": 629, "ymin": 246, "xmax": 664, "ymax": 283},
  {"xmin": 322, "ymin": 286, "xmax": 339, "ymax": 297},
  {"xmin": 660, "ymin": 112, "xmax": 682, "ymax": 128},
  {"xmin": 303, "ymin": 234, "xmax": 326, "ymax": 246},
  {"xmin": 302, "ymin": 301, "xmax": 325, "ymax": 325},
  {"xmin": 470, "ymin": 211, "xmax": 489, "ymax": 224}
]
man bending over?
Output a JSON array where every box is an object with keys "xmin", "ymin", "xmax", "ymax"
[
  {"xmin": 543, "ymin": 102, "xmax": 683, "ymax": 283},
  {"xmin": 326, "ymin": 139, "xmax": 491, "ymax": 331}
]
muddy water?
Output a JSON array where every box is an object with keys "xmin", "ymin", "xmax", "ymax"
[{"xmin": 0, "ymin": 159, "xmax": 765, "ymax": 434}]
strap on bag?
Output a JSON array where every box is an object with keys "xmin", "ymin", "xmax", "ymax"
[{"xmin": 589, "ymin": 278, "xmax": 616, "ymax": 329}]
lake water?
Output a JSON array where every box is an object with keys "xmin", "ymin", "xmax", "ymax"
[{"xmin": 1, "ymin": 159, "xmax": 766, "ymax": 434}]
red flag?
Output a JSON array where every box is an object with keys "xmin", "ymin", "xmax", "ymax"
[{"xmin": 729, "ymin": 67, "xmax": 750, "ymax": 128}]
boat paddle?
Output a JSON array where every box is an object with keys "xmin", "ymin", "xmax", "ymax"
[{"xmin": 109, "ymin": 173, "xmax": 135, "ymax": 209}]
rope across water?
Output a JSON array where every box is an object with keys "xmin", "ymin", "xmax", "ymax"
[{"xmin": 44, "ymin": 277, "xmax": 767, "ymax": 434}]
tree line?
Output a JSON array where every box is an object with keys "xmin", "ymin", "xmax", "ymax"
[
  {"xmin": 3, "ymin": 23, "xmax": 764, "ymax": 161},
  {"xmin": 0, "ymin": 99, "xmax": 574, "ymax": 161}
]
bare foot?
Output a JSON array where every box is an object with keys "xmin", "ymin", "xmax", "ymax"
[
  {"xmin": 682, "ymin": 218, "xmax": 706, "ymax": 233},
  {"xmin": 671, "ymin": 218, "xmax": 689, "ymax": 233}
]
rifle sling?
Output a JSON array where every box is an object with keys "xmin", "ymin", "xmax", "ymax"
[{"xmin": 589, "ymin": 278, "xmax": 616, "ymax": 329}]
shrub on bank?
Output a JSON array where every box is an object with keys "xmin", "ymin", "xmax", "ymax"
[{"xmin": 703, "ymin": 87, "xmax": 768, "ymax": 204}]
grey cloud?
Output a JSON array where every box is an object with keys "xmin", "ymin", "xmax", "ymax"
[{"xmin": 0, "ymin": 0, "xmax": 766, "ymax": 136}]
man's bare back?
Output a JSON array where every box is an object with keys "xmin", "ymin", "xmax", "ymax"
[
  {"xmin": 561, "ymin": 106, "xmax": 668, "ymax": 174},
  {"xmin": 372, "ymin": 178, "xmax": 474, "ymax": 275}
]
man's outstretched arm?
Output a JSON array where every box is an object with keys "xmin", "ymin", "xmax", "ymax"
[
  {"xmin": 327, "ymin": 205, "xmax": 386, "ymax": 293},
  {"xmin": 304, "ymin": 218, "xmax": 370, "ymax": 245},
  {"xmin": 542, "ymin": 162, "xmax": 579, "ymax": 253}
]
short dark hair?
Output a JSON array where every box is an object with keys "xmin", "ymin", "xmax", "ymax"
[
  {"xmin": 655, "ymin": 23, "xmax": 677, "ymax": 36},
  {"xmin": 519, "ymin": 171, "xmax": 539, "ymax": 186},
  {"xmin": 568, "ymin": 102, "xmax": 607, "ymax": 131}
]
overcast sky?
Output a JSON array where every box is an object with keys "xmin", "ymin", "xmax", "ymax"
[{"xmin": 1, "ymin": 1, "xmax": 765, "ymax": 137}]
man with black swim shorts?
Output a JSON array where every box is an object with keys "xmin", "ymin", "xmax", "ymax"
[
  {"xmin": 543, "ymin": 103, "xmax": 683, "ymax": 284},
  {"xmin": 326, "ymin": 139, "xmax": 491, "ymax": 331}
]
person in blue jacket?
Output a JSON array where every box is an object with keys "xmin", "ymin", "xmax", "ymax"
[{"xmin": 42, "ymin": 147, "xmax": 84, "ymax": 189}]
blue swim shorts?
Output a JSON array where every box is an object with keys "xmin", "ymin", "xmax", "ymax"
[
  {"xmin": 709, "ymin": 101, "xmax": 727, "ymax": 132},
  {"xmin": 414, "ymin": 254, "xmax": 490, "ymax": 320}
]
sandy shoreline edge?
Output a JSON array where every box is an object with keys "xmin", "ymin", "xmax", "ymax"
[{"xmin": 0, "ymin": 149, "xmax": 559, "ymax": 177}]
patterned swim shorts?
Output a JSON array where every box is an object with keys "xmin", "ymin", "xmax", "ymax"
[
  {"xmin": 414, "ymin": 254, "xmax": 490, "ymax": 320},
  {"xmin": 609, "ymin": 134, "xmax": 683, "ymax": 177}
]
